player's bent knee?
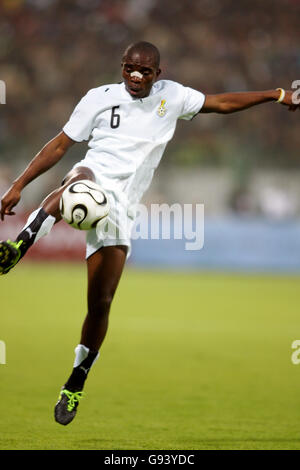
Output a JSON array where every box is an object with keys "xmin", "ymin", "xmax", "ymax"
[{"xmin": 62, "ymin": 166, "xmax": 96, "ymax": 187}]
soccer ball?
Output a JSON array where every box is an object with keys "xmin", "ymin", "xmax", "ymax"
[{"xmin": 60, "ymin": 180, "xmax": 110, "ymax": 230}]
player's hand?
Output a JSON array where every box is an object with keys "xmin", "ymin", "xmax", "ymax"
[
  {"xmin": 280, "ymin": 90, "xmax": 300, "ymax": 111},
  {"xmin": 0, "ymin": 185, "xmax": 21, "ymax": 221}
]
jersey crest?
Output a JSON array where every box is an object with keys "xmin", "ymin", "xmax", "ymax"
[{"xmin": 157, "ymin": 99, "xmax": 167, "ymax": 117}]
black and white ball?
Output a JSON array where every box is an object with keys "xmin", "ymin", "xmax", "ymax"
[{"xmin": 60, "ymin": 180, "xmax": 110, "ymax": 230}]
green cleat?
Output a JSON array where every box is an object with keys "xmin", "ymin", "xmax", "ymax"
[
  {"xmin": 54, "ymin": 388, "xmax": 84, "ymax": 425},
  {"xmin": 0, "ymin": 240, "xmax": 23, "ymax": 275}
]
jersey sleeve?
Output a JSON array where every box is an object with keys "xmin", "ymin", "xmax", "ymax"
[
  {"xmin": 63, "ymin": 89, "xmax": 100, "ymax": 142},
  {"xmin": 178, "ymin": 86, "xmax": 206, "ymax": 121}
]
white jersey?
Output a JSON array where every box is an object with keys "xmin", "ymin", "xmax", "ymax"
[{"xmin": 63, "ymin": 80, "xmax": 205, "ymax": 205}]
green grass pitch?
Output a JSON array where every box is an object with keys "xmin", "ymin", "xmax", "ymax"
[{"xmin": 1, "ymin": 263, "xmax": 300, "ymax": 450}]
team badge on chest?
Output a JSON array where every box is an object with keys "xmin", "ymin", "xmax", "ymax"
[{"xmin": 157, "ymin": 99, "xmax": 167, "ymax": 117}]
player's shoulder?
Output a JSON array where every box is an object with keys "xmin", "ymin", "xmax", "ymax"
[
  {"xmin": 83, "ymin": 83, "xmax": 123, "ymax": 100},
  {"xmin": 153, "ymin": 80, "xmax": 188, "ymax": 101},
  {"xmin": 155, "ymin": 79, "xmax": 185, "ymax": 92}
]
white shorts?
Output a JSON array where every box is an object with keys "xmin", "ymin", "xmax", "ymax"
[{"xmin": 72, "ymin": 161, "xmax": 135, "ymax": 259}]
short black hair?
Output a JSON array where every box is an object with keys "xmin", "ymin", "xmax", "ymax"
[{"xmin": 122, "ymin": 41, "xmax": 160, "ymax": 69}]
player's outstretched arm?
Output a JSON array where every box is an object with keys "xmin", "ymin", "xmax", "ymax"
[
  {"xmin": 0, "ymin": 131, "xmax": 75, "ymax": 221},
  {"xmin": 200, "ymin": 89, "xmax": 299, "ymax": 114}
]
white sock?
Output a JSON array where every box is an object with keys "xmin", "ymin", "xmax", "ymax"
[
  {"xmin": 21, "ymin": 208, "xmax": 56, "ymax": 243},
  {"xmin": 73, "ymin": 344, "xmax": 100, "ymax": 368}
]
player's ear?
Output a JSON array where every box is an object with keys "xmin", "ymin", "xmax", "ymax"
[{"xmin": 156, "ymin": 68, "xmax": 161, "ymax": 78}]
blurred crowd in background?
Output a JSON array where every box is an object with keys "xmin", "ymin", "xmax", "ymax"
[{"xmin": 0, "ymin": 0, "xmax": 300, "ymax": 216}]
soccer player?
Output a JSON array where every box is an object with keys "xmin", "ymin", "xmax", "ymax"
[{"xmin": 0, "ymin": 41, "xmax": 298, "ymax": 425}]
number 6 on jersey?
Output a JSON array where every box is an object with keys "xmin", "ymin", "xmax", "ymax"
[{"xmin": 110, "ymin": 106, "xmax": 120, "ymax": 129}]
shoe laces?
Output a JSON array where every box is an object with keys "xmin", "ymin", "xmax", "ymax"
[
  {"xmin": 0, "ymin": 240, "xmax": 23, "ymax": 275},
  {"xmin": 61, "ymin": 389, "xmax": 84, "ymax": 412}
]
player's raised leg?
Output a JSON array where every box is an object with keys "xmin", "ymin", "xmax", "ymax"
[
  {"xmin": 54, "ymin": 245, "xmax": 128, "ymax": 425},
  {"xmin": 0, "ymin": 166, "xmax": 95, "ymax": 275}
]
